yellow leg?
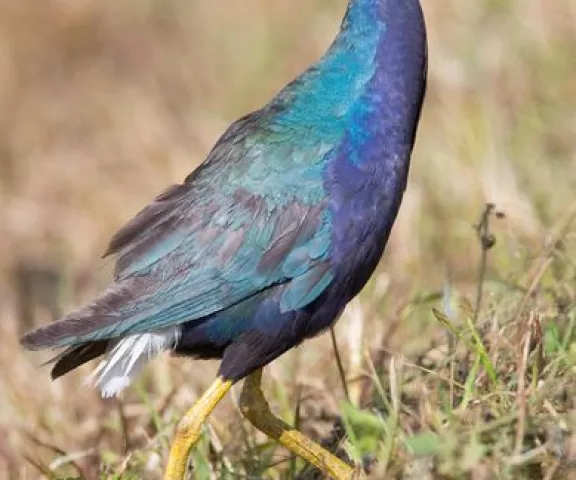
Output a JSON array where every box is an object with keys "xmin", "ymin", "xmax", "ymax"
[
  {"xmin": 163, "ymin": 377, "xmax": 232, "ymax": 480},
  {"xmin": 240, "ymin": 368, "xmax": 361, "ymax": 480}
]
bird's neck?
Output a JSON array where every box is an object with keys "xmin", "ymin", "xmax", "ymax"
[
  {"xmin": 338, "ymin": 0, "xmax": 385, "ymax": 38},
  {"xmin": 337, "ymin": 0, "xmax": 427, "ymax": 160},
  {"xmin": 270, "ymin": 0, "xmax": 426, "ymax": 152}
]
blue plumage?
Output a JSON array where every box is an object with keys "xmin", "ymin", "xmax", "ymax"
[{"xmin": 21, "ymin": 0, "xmax": 427, "ymax": 387}]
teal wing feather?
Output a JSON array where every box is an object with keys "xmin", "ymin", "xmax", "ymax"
[{"xmin": 21, "ymin": 111, "xmax": 336, "ymax": 349}]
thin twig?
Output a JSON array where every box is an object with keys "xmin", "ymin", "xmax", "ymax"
[
  {"xmin": 115, "ymin": 398, "xmax": 130, "ymax": 454},
  {"xmin": 514, "ymin": 313, "xmax": 533, "ymax": 456},
  {"xmin": 473, "ymin": 203, "xmax": 497, "ymax": 325},
  {"xmin": 380, "ymin": 356, "xmax": 402, "ymax": 474},
  {"xmin": 442, "ymin": 281, "xmax": 458, "ymax": 409},
  {"xmin": 289, "ymin": 385, "xmax": 303, "ymax": 479},
  {"xmin": 206, "ymin": 422, "xmax": 234, "ymax": 476},
  {"xmin": 511, "ymin": 257, "xmax": 554, "ymax": 326},
  {"xmin": 21, "ymin": 431, "xmax": 88, "ymax": 479},
  {"xmin": 21, "ymin": 452, "xmax": 59, "ymax": 480},
  {"xmin": 330, "ymin": 327, "xmax": 350, "ymax": 402}
]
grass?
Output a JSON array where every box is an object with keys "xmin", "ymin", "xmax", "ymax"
[{"xmin": 0, "ymin": 0, "xmax": 575, "ymax": 478}]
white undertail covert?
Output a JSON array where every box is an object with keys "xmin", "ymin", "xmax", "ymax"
[{"xmin": 88, "ymin": 326, "xmax": 181, "ymax": 398}]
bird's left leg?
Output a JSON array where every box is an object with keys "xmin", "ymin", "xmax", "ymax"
[
  {"xmin": 239, "ymin": 368, "xmax": 361, "ymax": 480},
  {"xmin": 163, "ymin": 376, "xmax": 232, "ymax": 480}
]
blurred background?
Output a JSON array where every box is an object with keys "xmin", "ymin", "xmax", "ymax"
[{"xmin": 0, "ymin": 0, "xmax": 574, "ymax": 478}]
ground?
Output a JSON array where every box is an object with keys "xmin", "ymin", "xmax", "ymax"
[{"xmin": 0, "ymin": 0, "xmax": 574, "ymax": 478}]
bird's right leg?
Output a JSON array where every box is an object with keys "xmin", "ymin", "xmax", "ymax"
[
  {"xmin": 163, "ymin": 376, "xmax": 232, "ymax": 480},
  {"xmin": 239, "ymin": 368, "xmax": 361, "ymax": 480}
]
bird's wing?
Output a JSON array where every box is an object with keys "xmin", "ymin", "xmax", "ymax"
[{"xmin": 21, "ymin": 112, "xmax": 335, "ymax": 349}]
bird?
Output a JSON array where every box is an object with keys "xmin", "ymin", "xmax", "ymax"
[{"xmin": 21, "ymin": 0, "xmax": 427, "ymax": 478}]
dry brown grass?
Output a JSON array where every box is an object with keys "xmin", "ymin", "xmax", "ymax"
[{"xmin": 0, "ymin": 0, "xmax": 574, "ymax": 478}]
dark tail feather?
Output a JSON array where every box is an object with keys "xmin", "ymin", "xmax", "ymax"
[
  {"xmin": 19, "ymin": 279, "xmax": 140, "ymax": 350},
  {"xmin": 48, "ymin": 341, "xmax": 109, "ymax": 379}
]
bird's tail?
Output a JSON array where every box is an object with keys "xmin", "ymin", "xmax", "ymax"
[
  {"xmin": 20, "ymin": 279, "xmax": 139, "ymax": 350},
  {"xmin": 48, "ymin": 341, "xmax": 109, "ymax": 379},
  {"xmin": 20, "ymin": 278, "xmax": 181, "ymax": 397}
]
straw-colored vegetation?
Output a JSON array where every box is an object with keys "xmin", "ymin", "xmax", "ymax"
[{"xmin": 0, "ymin": 0, "xmax": 574, "ymax": 478}]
